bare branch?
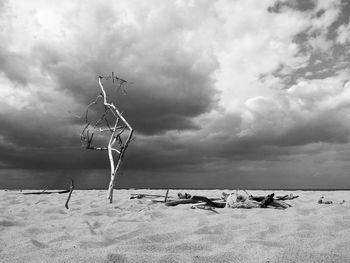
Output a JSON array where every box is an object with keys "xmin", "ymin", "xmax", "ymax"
[
  {"xmin": 65, "ymin": 179, "xmax": 74, "ymax": 209},
  {"xmin": 69, "ymin": 94, "xmax": 103, "ymax": 122},
  {"xmin": 81, "ymin": 73, "xmax": 134, "ymax": 203}
]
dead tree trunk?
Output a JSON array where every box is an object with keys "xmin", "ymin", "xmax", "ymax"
[
  {"xmin": 97, "ymin": 77, "xmax": 134, "ymax": 203},
  {"xmin": 80, "ymin": 73, "xmax": 134, "ymax": 203}
]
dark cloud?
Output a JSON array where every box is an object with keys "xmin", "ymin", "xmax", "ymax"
[
  {"xmin": 27, "ymin": 7, "xmax": 220, "ymax": 135},
  {"xmin": 268, "ymin": 0, "xmax": 316, "ymax": 13},
  {"xmin": 1, "ymin": 0, "xmax": 350, "ymax": 189},
  {"xmin": 0, "ymin": 48, "xmax": 30, "ymax": 85}
]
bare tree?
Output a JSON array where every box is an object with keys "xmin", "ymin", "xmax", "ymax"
[{"xmin": 80, "ymin": 73, "xmax": 134, "ymax": 203}]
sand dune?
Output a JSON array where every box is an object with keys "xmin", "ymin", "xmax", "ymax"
[{"xmin": 0, "ymin": 189, "xmax": 350, "ymax": 262}]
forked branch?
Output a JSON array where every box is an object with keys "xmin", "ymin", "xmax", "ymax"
[{"xmin": 80, "ymin": 73, "xmax": 134, "ymax": 203}]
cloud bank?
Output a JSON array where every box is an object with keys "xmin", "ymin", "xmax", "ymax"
[{"xmin": 1, "ymin": 0, "xmax": 350, "ymax": 189}]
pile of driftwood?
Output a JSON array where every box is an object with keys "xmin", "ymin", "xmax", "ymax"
[{"xmin": 130, "ymin": 190, "xmax": 299, "ymax": 213}]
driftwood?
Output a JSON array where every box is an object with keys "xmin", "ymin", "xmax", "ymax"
[
  {"xmin": 165, "ymin": 196, "xmax": 226, "ymax": 208},
  {"xmin": 130, "ymin": 191, "xmax": 174, "ymax": 203},
  {"xmin": 275, "ymin": 194, "xmax": 299, "ymax": 201},
  {"xmin": 191, "ymin": 204, "xmax": 219, "ymax": 213},
  {"xmin": 130, "ymin": 190, "xmax": 296, "ymax": 211},
  {"xmin": 65, "ymin": 180, "xmax": 74, "ymax": 209},
  {"xmin": 22, "ymin": 179, "xmax": 74, "ymax": 209},
  {"xmin": 164, "ymin": 191, "xmax": 295, "ymax": 210},
  {"xmin": 232, "ymin": 193, "xmax": 293, "ymax": 209},
  {"xmin": 165, "ymin": 199, "xmax": 198, "ymax": 206},
  {"xmin": 164, "ymin": 190, "xmax": 169, "ymax": 202},
  {"xmin": 22, "ymin": 190, "xmax": 70, "ymax": 195},
  {"xmin": 80, "ymin": 73, "xmax": 133, "ymax": 203},
  {"xmin": 259, "ymin": 193, "xmax": 275, "ymax": 208},
  {"xmin": 130, "ymin": 194, "xmax": 168, "ymax": 199},
  {"xmin": 271, "ymin": 200, "xmax": 292, "ymax": 209}
]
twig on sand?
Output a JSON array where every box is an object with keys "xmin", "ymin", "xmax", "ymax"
[
  {"xmin": 22, "ymin": 190, "xmax": 70, "ymax": 195},
  {"xmin": 22, "ymin": 179, "xmax": 74, "ymax": 209},
  {"xmin": 165, "ymin": 189, "xmax": 169, "ymax": 202},
  {"xmin": 65, "ymin": 179, "xmax": 74, "ymax": 209},
  {"xmin": 130, "ymin": 193, "xmax": 169, "ymax": 199}
]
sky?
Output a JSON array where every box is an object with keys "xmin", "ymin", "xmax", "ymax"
[{"xmin": 1, "ymin": 0, "xmax": 350, "ymax": 189}]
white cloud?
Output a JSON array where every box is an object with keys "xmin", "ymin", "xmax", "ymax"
[
  {"xmin": 212, "ymin": 0, "xmax": 312, "ymax": 111},
  {"xmin": 336, "ymin": 22, "xmax": 350, "ymax": 44}
]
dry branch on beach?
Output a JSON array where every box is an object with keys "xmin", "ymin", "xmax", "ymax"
[
  {"xmin": 79, "ymin": 73, "xmax": 134, "ymax": 203},
  {"xmin": 130, "ymin": 194, "xmax": 170, "ymax": 199},
  {"xmin": 22, "ymin": 179, "xmax": 74, "ymax": 209},
  {"xmin": 65, "ymin": 180, "xmax": 74, "ymax": 209}
]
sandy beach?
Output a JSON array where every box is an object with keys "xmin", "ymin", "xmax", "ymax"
[{"xmin": 1, "ymin": 189, "xmax": 350, "ymax": 263}]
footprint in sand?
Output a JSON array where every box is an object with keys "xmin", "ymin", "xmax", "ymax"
[
  {"xmin": 48, "ymin": 235, "xmax": 72, "ymax": 243},
  {"xmin": 246, "ymin": 239, "xmax": 285, "ymax": 248},
  {"xmin": 173, "ymin": 242, "xmax": 211, "ymax": 251},
  {"xmin": 296, "ymin": 223, "xmax": 317, "ymax": 231},
  {"xmin": 194, "ymin": 223, "xmax": 225, "ymax": 235},
  {"xmin": 26, "ymin": 227, "xmax": 42, "ymax": 235},
  {"xmin": 84, "ymin": 211, "xmax": 104, "ymax": 216},
  {"xmin": 80, "ymin": 236, "xmax": 118, "ymax": 249},
  {"xmin": 158, "ymin": 254, "xmax": 183, "ymax": 263},
  {"xmin": 139, "ymin": 232, "xmax": 185, "ymax": 244},
  {"xmin": 105, "ymin": 253, "xmax": 129, "ymax": 263},
  {"xmin": 335, "ymin": 219, "xmax": 350, "ymax": 229},
  {"xmin": 193, "ymin": 252, "xmax": 243, "ymax": 263},
  {"xmin": 31, "ymin": 239, "xmax": 48, "ymax": 249},
  {"xmin": 0, "ymin": 220, "xmax": 20, "ymax": 227},
  {"xmin": 257, "ymin": 224, "xmax": 280, "ymax": 239},
  {"xmin": 85, "ymin": 221, "xmax": 102, "ymax": 235}
]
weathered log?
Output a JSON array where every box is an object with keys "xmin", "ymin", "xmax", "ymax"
[
  {"xmin": 165, "ymin": 196, "xmax": 226, "ymax": 208},
  {"xmin": 191, "ymin": 196, "xmax": 226, "ymax": 208},
  {"xmin": 130, "ymin": 194, "xmax": 168, "ymax": 199},
  {"xmin": 259, "ymin": 193, "xmax": 275, "ymax": 208},
  {"xmin": 270, "ymin": 200, "xmax": 291, "ymax": 209},
  {"xmin": 22, "ymin": 190, "xmax": 70, "ymax": 195},
  {"xmin": 165, "ymin": 199, "xmax": 198, "ymax": 206},
  {"xmin": 275, "ymin": 194, "xmax": 299, "ymax": 200}
]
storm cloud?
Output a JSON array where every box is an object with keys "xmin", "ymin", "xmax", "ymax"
[{"xmin": 1, "ymin": 0, "xmax": 350, "ymax": 189}]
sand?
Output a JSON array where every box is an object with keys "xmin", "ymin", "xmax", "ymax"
[{"xmin": 0, "ymin": 189, "xmax": 350, "ymax": 263}]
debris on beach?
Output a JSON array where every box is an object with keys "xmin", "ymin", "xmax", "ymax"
[
  {"xmin": 318, "ymin": 196, "xmax": 345, "ymax": 205},
  {"xmin": 21, "ymin": 179, "xmax": 74, "ymax": 209},
  {"xmin": 318, "ymin": 196, "xmax": 333, "ymax": 204},
  {"xmin": 130, "ymin": 193, "xmax": 168, "ymax": 199},
  {"xmin": 131, "ymin": 190, "xmax": 298, "ymax": 213}
]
